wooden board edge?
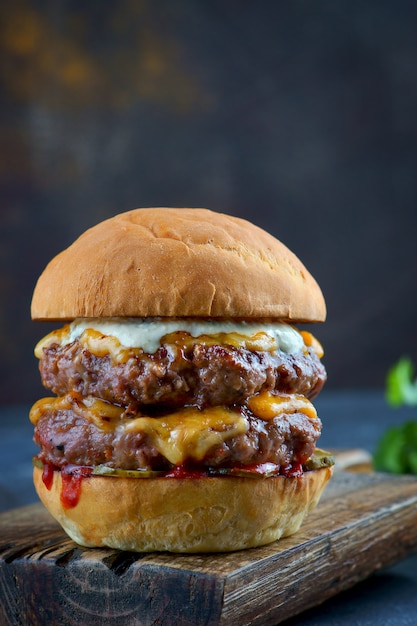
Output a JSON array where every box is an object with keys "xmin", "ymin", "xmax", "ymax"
[{"xmin": 219, "ymin": 484, "xmax": 417, "ymax": 624}]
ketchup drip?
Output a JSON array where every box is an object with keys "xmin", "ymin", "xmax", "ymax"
[
  {"xmin": 60, "ymin": 466, "xmax": 93, "ymax": 509},
  {"xmin": 41, "ymin": 463, "xmax": 55, "ymax": 490},
  {"xmin": 40, "ymin": 461, "xmax": 92, "ymax": 509}
]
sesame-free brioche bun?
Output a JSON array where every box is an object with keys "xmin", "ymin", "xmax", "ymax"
[
  {"xmin": 31, "ymin": 207, "xmax": 326, "ymax": 322},
  {"xmin": 33, "ymin": 465, "xmax": 333, "ymax": 553}
]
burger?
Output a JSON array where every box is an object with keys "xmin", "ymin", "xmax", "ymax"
[{"xmin": 30, "ymin": 207, "xmax": 333, "ymax": 553}]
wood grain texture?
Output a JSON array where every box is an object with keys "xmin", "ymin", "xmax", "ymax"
[{"xmin": 1, "ymin": 471, "xmax": 417, "ymax": 626}]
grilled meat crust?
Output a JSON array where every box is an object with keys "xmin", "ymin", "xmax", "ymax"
[
  {"xmin": 34, "ymin": 401, "xmax": 322, "ymax": 472},
  {"xmin": 38, "ymin": 340, "xmax": 326, "ymax": 411}
]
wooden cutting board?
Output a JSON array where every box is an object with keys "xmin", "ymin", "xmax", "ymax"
[{"xmin": 1, "ymin": 468, "xmax": 417, "ymax": 626}]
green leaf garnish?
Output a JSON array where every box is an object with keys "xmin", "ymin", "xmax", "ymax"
[
  {"xmin": 373, "ymin": 358, "xmax": 417, "ymax": 475},
  {"xmin": 386, "ymin": 357, "xmax": 417, "ymax": 407},
  {"xmin": 373, "ymin": 420, "xmax": 417, "ymax": 474}
]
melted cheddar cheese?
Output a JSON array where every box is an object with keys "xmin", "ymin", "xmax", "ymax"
[
  {"xmin": 300, "ymin": 330, "xmax": 324, "ymax": 359},
  {"xmin": 123, "ymin": 408, "xmax": 248, "ymax": 465},
  {"xmin": 247, "ymin": 391, "xmax": 317, "ymax": 420}
]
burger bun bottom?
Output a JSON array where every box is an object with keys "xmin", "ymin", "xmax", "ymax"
[{"xmin": 33, "ymin": 465, "xmax": 333, "ymax": 553}]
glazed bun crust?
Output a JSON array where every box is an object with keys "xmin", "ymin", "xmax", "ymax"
[
  {"xmin": 33, "ymin": 465, "xmax": 333, "ymax": 553},
  {"xmin": 31, "ymin": 208, "xmax": 326, "ymax": 322}
]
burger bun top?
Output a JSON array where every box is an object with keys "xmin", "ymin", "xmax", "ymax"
[{"xmin": 31, "ymin": 207, "xmax": 326, "ymax": 322}]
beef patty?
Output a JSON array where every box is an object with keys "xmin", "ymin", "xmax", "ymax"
[
  {"xmin": 38, "ymin": 339, "xmax": 326, "ymax": 411},
  {"xmin": 33, "ymin": 395, "xmax": 322, "ymax": 472}
]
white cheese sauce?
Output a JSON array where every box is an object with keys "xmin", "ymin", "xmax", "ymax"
[{"xmin": 67, "ymin": 317, "xmax": 304, "ymax": 354}]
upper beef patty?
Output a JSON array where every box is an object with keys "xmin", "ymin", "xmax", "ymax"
[{"xmin": 38, "ymin": 339, "xmax": 326, "ymax": 411}]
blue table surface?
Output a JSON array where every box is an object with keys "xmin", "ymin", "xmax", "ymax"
[{"xmin": 1, "ymin": 390, "xmax": 417, "ymax": 625}]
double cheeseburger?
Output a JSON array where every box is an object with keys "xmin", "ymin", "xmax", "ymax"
[{"xmin": 30, "ymin": 207, "xmax": 333, "ymax": 553}]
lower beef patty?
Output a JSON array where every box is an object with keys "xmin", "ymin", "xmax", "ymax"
[
  {"xmin": 34, "ymin": 404, "xmax": 322, "ymax": 472},
  {"xmin": 38, "ymin": 340, "xmax": 326, "ymax": 410}
]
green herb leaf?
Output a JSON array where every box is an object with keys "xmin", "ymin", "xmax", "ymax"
[
  {"xmin": 373, "ymin": 420, "xmax": 417, "ymax": 475},
  {"xmin": 386, "ymin": 357, "xmax": 417, "ymax": 407}
]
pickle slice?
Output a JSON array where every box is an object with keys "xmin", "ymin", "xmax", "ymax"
[
  {"xmin": 303, "ymin": 448, "xmax": 335, "ymax": 471},
  {"xmin": 209, "ymin": 465, "xmax": 280, "ymax": 478},
  {"xmin": 32, "ymin": 457, "xmax": 165, "ymax": 478},
  {"xmin": 32, "ymin": 456, "xmax": 44, "ymax": 469},
  {"xmin": 32, "ymin": 450, "xmax": 334, "ymax": 480},
  {"xmin": 92, "ymin": 465, "xmax": 165, "ymax": 478}
]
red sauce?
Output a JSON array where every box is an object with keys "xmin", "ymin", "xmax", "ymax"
[
  {"xmin": 42, "ymin": 463, "xmax": 55, "ymax": 490},
  {"xmin": 280, "ymin": 462, "xmax": 303, "ymax": 478},
  {"xmin": 163, "ymin": 462, "xmax": 304, "ymax": 479},
  {"xmin": 164, "ymin": 464, "xmax": 206, "ymax": 479},
  {"xmin": 41, "ymin": 462, "xmax": 91, "ymax": 508},
  {"xmin": 60, "ymin": 466, "xmax": 93, "ymax": 509}
]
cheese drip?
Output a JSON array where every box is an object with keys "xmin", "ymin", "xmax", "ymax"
[
  {"xmin": 30, "ymin": 392, "xmax": 317, "ymax": 467},
  {"xmin": 248, "ymin": 391, "xmax": 317, "ymax": 420}
]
